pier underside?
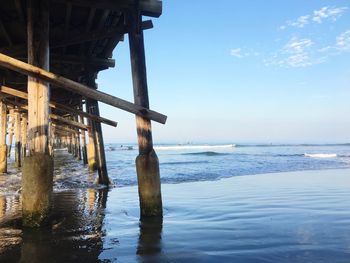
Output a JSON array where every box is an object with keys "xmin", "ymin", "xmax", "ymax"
[{"xmin": 0, "ymin": 0, "xmax": 165, "ymax": 226}]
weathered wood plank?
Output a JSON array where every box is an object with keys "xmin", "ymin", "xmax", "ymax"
[{"xmin": 0, "ymin": 53, "xmax": 167, "ymax": 124}]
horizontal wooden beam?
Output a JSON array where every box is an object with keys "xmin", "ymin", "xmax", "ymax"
[
  {"xmin": 0, "ymin": 53, "xmax": 167, "ymax": 124},
  {"xmin": 0, "ymin": 85, "xmax": 118, "ymax": 127},
  {"xmin": 4, "ymin": 99, "xmax": 89, "ymax": 131},
  {"xmin": 0, "ymin": 26, "xmax": 122, "ymax": 56},
  {"xmin": 17, "ymin": 54, "xmax": 116, "ymax": 68},
  {"xmin": 0, "ymin": 20, "xmax": 153, "ymax": 56},
  {"xmin": 52, "ymin": 123, "xmax": 80, "ymax": 134},
  {"xmin": 50, "ymin": 54, "xmax": 115, "ymax": 68},
  {"xmin": 53, "ymin": 0, "xmax": 162, "ymax": 17},
  {"xmin": 49, "ymin": 114, "xmax": 88, "ymax": 131}
]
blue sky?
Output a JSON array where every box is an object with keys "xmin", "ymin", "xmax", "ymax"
[{"xmin": 97, "ymin": 0, "xmax": 350, "ymax": 144}]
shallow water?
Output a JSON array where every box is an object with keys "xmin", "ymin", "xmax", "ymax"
[{"xmin": 0, "ymin": 148, "xmax": 350, "ymax": 262}]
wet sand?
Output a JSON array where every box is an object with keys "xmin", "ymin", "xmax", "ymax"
[{"xmin": 1, "ymin": 168, "xmax": 350, "ymax": 262}]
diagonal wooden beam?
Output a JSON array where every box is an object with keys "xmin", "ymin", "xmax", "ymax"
[
  {"xmin": 0, "ymin": 85, "xmax": 118, "ymax": 127},
  {"xmin": 0, "ymin": 53, "xmax": 167, "ymax": 124}
]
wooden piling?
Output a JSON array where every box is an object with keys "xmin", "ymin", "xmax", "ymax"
[
  {"xmin": 87, "ymin": 126, "xmax": 96, "ymax": 171},
  {"xmin": 71, "ymin": 126, "xmax": 76, "ymax": 157},
  {"xmin": 21, "ymin": 113, "xmax": 27, "ymax": 158},
  {"xmin": 86, "ymin": 97, "xmax": 110, "ymax": 185},
  {"xmin": 128, "ymin": 9, "xmax": 162, "ymax": 217},
  {"xmin": 48, "ymin": 122, "xmax": 54, "ymax": 156},
  {"xmin": 73, "ymin": 115, "xmax": 81, "ymax": 160},
  {"xmin": 22, "ymin": 0, "xmax": 53, "ymax": 227},
  {"xmin": 0, "ymin": 100, "xmax": 7, "ymax": 173},
  {"xmin": 7, "ymin": 111, "xmax": 13, "ymax": 157},
  {"xmin": 80, "ymin": 114, "xmax": 88, "ymax": 164},
  {"xmin": 14, "ymin": 109, "xmax": 21, "ymax": 167}
]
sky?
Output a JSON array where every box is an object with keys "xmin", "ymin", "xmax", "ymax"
[{"xmin": 96, "ymin": 0, "xmax": 350, "ymax": 144}]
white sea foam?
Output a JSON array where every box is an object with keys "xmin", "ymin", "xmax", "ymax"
[
  {"xmin": 154, "ymin": 144, "xmax": 236, "ymax": 151},
  {"xmin": 304, "ymin": 153, "xmax": 337, "ymax": 158}
]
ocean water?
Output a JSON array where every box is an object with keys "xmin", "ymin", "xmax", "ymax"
[
  {"xmin": 2, "ymin": 143, "xmax": 350, "ymax": 193},
  {"xmin": 1, "ymin": 144, "xmax": 350, "ymax": 262},
  {"xmin": 104, "ymin": 143, "xmax": 350, "ymax": 186}
]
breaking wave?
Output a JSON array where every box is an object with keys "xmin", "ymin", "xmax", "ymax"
[
  {"xmin": 154, "ymin": 144, "xmax": 235, "ymax": 151},
  {"xmin": 182, "ymin": 151, "xmax": 231, "ymax": 156},
  {"xmin": 304, "ymin": 153, "xmax": 337, "ymax": 158}
]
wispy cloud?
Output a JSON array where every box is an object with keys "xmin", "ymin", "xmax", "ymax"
[
  {"xmin": 284, "ymin": 38, "xmax": 313, "ymax": 53},
  {"xmin": 312, "ymin": 6, "xmax": 348, "ymax": 23},
  {"xmin": 287, "ymin": 15, "xmax": 310, "ymax": 28},
  {"xmin": 285, "ymin": 54, "xmax": 312, "ymax": 68},
  {"xmin": 230, "ymin": 48, "xmax": 243, "ymax": 58},
  {"xmin": 230, "ymin": 48, "xmax": 249, "ymax": 58},
  {"xmin": 336, "ymin": 30, "xmax": 350, "ymax": 51},
  {"xmin": 281, "ymin": 6, "xmax": 348, "ymax": 29},
  {"xmin": 316, "ymin": 30, "xmax": 350, "ymax": 54},
  {"xmin": 281, "ymin": 38, "xmax": 314, "ymax": 67},
  {"xmin": 265, "ymin": 37, "xmax": 319, "ymax": 68}
]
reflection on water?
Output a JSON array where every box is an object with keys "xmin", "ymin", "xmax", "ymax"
[
  {"xmin": 0, "ymin": 188, "xmax": 109, "ymax": 263},
  {"xmin": 137, "ymin": 217, "xmax": 163, "ymax": 260}
]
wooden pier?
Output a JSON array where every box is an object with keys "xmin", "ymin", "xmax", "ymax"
[{"xmin": 0, "ymin": 0, "xmax": 165, "ymax": 226}]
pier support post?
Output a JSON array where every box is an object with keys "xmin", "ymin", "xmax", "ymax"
[
  {"xmin": 48, "ymin": 122, "xmax": 54, "ymax": 156},
  {"xmin": 0, "ymin": 101, "xmax": 7, "ymax": 173},
  {"xmin": 7, "ymin": 111, "xmax": 13, "ymax": 158},
  {"xmin": 128, "ymin": 10, "xmax": 162, "ymax": 217},
  {"xmin": 22, "ymin": 0, "xmax": 53, "ymax": 227},
  {"xmin": 71, "ymin": 129, "xmax": 76, "ymax": 157},
  {"xmin": 67, "ymin": 134, "xmax": 72, "ymax": 153},
  {"xmin": 14, "ymin": 109, "xmax": 22, "ymax": 167},
  {"xmin": 80, "ymin": 114, "xmax": 88, "ymax": 164},
  {"xmin": 74, "ymin": 116, "xmax": 82, "ymax": 160},
  {"xmin": 86, "ymin": 96, "xmax": 109, "ymax": 185},
  {"xmin": 87, "ymin": 127, "xmax": 96, "ymax": 171},
  {"xmin": 21, "ymin": 114, "xmax": 27, "ymax": 158}
]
